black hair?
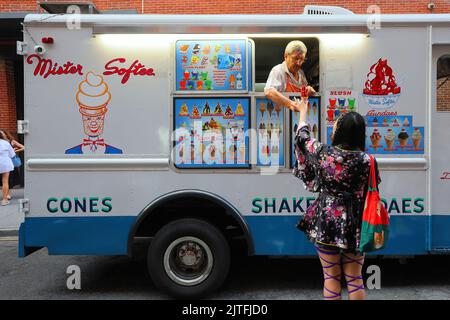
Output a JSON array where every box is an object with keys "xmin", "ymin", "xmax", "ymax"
[{"xmin": 331, "ymin": 112, "xmax": 366, "ymax": 151}]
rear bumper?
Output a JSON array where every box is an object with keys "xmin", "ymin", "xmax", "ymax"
[{"xmin": 18, "ymin": 216, "xmax": 136, "ymax": 257}]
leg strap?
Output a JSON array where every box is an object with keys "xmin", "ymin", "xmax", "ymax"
[
  {"xmin": 316, "ymin": 246, "xmax": 341, "ymax": 299},
  {"xmin": 342, "ymin": 253, "xmax": 365, "ymax": 294}
]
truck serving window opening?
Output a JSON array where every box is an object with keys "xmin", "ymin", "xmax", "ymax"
[
  {"xmin": 437, "ymin": 54, "xmax": 450, "ymax": 112},
  {"xmin": 250, "ymin": 37, "xmax": 320, "ymax": 93}
]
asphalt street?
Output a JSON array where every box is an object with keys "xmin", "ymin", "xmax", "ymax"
[{"xmin": 1, "ymin": 239, "xmax": 450, "ymax": 300}]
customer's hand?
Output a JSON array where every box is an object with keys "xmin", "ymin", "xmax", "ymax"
[
  {"xmin": 292, "ymin": 98, "xmax": 308, "ymax": 113},
  {"xmin": 307, "ymin": 86, "xmax": 316, "ymax": 96}
]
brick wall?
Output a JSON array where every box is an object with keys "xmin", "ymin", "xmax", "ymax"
[
  {"xmin": 0, "ymin": 0, "xmax": 449, "ymax": 14},
  {"xmin": 437, "ymin": 77, "xmax": 450, "ymax": 112},
  {"xmin": 0, "ymin": 60, "xmax": 17, "ymax": 134}
]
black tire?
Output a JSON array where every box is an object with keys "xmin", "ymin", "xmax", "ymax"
[{"xmin": 148, "ymin": 218, "xmax": 230, "ymax": 299}]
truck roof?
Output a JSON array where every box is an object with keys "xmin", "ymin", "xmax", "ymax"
[{"xmin": 23, "ymin": 13, "xmax": 450, "ymax": 34}]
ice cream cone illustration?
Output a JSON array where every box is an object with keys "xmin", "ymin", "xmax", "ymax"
[
  {"xmin": 370, "ymin": 129, "xmax": 382, "ymax": 148},
  {"xmin": 403, "ymin": 118, "xmax": 410, "ymax": 127},
  {"xmin": 259, "ymin": 101, "xmax": 266, "ymax": 118},
  {"xmin": 179, "ymin": 143, "xmax": 185, "ymax": 163},
  {"xmin": 313, "ymin": 102, "xmax": 317, "ymax": 116},
  {"xmin": 235, "ymin": 101, "xmax": 244, "ymax": 116},
  {"xmin": 412, "ymin": 128, "xmax": 422, "ymax": 150},
  {"xmin": 275, "ymin": 104, "xmax": 282, "ymax": 119},
  {"xmin": 372, "ymin": 117, "xmax": 379, "ymax": 127},
  {"xmin": 312, "ymin": 124, "xmax": 318, "ymax": 138},
  {"xmin": 392, "ymin": 118, "xmax": 400, "ymax": 127},
  {"xmin": 238, "ymin": 144, "xmax": 246, "ymax": 163},
  {"xmin": 398, "ymin": 128, "xmax": 409, "ymax": 151},
  {"xmin": 267, "ymin": 101, "xmax": 274, "ymax": 119},
  {"xmin": 76, "ymin": 72, "xmax": 110, "ymax": 119},
  {"xmin": 384, "ymin": 129, "xmax": 395, "ymax": 150},
  {"xmin": 66, "ymin": 72, "xmax": 122, "ymax": 154}
]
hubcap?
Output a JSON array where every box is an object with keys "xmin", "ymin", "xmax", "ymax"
[{"xmin": 164, "ymin": 236, "xmax": 213, "ymax": 286}]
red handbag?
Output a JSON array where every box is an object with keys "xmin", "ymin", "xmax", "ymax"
[{"xmin": 358, "ymin": 155, "xmax": 390, "ymax": 253}]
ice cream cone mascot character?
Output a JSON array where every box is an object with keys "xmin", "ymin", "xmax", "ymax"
[{"xmin": 66, "ymin": 72, "xmax": 123, "ymax": 154}]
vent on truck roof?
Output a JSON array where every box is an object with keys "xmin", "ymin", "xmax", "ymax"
[
  {"xmin": 37, "ymin": 1, "xmax": 100, "ymax": 14},
  {"xmin": 303, "ymin": 5, "xmax": 355, "ymax": 15}
]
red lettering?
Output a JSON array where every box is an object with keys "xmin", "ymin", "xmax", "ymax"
[
  {"xmin": 26, "ymin": 54, "xmax": 83, "ymax": 78},
  {"xmin": 366, "ymin": 109, "xmax": 398, "ymax": 116},
  {"xmin": 103, "ymin": 58, "xmax": 156, "ymax": 84},
  {"xmin": 330, "ymin": 91, "xmax": 352, "ymax": 96},
  {"xmin": 26, "ymin": 54, "xmax": 154, "ymax": 84},
  {"xmin": 103, "ymin": 58, "xmax": 125, "ymax": 76}
]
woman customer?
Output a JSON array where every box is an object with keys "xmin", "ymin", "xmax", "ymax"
[
  {"xmin": 0, "ymin": 130, "xmax": 24, "ymax": 193},
  {"xmin": 0, "ymin": 130, "xmax": 16, "ymax": 206},
  {"xmin": 289, "ymin": 96, "xmax": 380, "ymax": 300}
]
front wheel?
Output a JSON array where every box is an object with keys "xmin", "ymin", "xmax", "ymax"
[{"xmin": 148, "ymin": 218, "xmax": 230, "ymax": 298}]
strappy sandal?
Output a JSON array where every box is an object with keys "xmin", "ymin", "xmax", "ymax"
[
  {"xmin": 342, "ymin": 253, "xmax": 365, "ymax": 295},
  {"xmin": 316, "ymin": 246, "xmax": 342, "ymax": 300}
]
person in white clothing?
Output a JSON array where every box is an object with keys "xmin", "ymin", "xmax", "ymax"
[
  {"xmin": 0, "ymin": 134, "xmax": 16, "ymax": 206},
  {"xmin": 264, "ymin": 40, "xmax": 316, "ymax": 111}
]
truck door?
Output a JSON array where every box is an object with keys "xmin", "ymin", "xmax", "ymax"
[{"xmin": 431, "ymin": 45, "xmax": 450, "ymax": 251}]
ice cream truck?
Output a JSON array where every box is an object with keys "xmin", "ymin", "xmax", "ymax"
[{"xmin": 17, "ymin": 7, "xmax": 450, "ymax": 298}]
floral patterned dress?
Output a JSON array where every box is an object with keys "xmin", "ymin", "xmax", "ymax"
[{"xmin": 293, "ymin": 123, "xmax": 380, "ymax": 254}]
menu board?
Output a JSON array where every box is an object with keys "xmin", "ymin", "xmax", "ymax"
[
  {"xmin": 174, "ymin": 97, "xmax": 250, "ymax": 168},
  {"xmin": 175, "ymin": 39, "xmax": 247, "ymax": 92},
  {"xmin": 256, "ymin": 97, "xmax": 285, "ymax": 167},
  {"xmin": 365, "ymin": 115, "xmax": 424, "ymax": 154},
  {"xmin": 290, "ymin": 96, "xmax": 321, "ymax": 167},
  {"xmin": 325, "ymin": 115, "xmax": 424, "ymax": 154}
]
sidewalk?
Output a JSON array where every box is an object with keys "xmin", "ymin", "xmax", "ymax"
[{"xmin": 0, "ymin": 188, "xmax": 24, "ymax": 237}]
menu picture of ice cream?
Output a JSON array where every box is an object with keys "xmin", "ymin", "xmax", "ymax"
[
  {"xmin": 366, "ymin": 115, "xmax": 412, "ymax": 128},
  {"xmin": 174, "ymin": 97, "xmax": 250, "ymax": 168},
  {"xmin": 256, "ymin": 97, "xmax": 284, "ymax": 167},
  {"xmin": 290, "ymin": 96, "xmax": 321, "ymax": 167},
  {"xmin": 175, "ymin": 39, "xmax": 247, "ymax": 92},
  {"xmin": 362, "ymin": 115, "xmax": 424, "ymax": 154},
  {"xmin": 326, "ymin": 125, "xmax": 425, "ymax": 154}
]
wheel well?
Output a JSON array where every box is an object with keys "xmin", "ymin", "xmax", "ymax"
[{"xmin": 130, "ymin": 195, "xmax": 252, "ymax": 257}]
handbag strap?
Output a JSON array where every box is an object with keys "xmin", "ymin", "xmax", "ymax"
[{"xmin": 368, "ymin": 154, "xmax": 377, "ymax": 191}]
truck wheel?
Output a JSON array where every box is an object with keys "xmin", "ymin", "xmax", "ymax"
[{"xmin": 148, "ymin": 218, "xmax": 230, "ymax": 299}]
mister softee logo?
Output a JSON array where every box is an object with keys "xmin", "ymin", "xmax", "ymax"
[{"xmin": 26, "ymin": 54, "xmax": 156, "ymax": 84}]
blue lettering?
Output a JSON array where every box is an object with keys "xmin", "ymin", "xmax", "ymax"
[
  {"xmin": 278, "ymin": 198, "xmax": 291, "ymax": 213},
  {"xmin": 101, "ymin": 197, "xmax": 112, "ymax": 213},
  {"xmin": 47, "ymin": 198, "xmax": 58, "ymax": 213},
  {"xmin": 265, "ymin": 198, "xmax": 276, "ymax": 214},
  {"xmin": 252, "ymin": 198, "xmax": 263, "ymax": 213}
]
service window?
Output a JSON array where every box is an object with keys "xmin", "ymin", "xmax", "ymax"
[
  {"xmin": 251, "ymin": 37, "xmax": 319, "ymax": 92},
  {"xmin": 251, "ymin": 37, "xmax": 320, "ymax": 168},
  {"xmin": 437, "ymin": 54, "xmax": 450, "ymax": 112}
]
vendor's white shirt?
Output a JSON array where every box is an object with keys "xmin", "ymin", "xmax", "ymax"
[
  {"xmin": 0, "ymin": 139, "xmax": 15, "ymax": 174},
  {"xmin": 264, "ymin": 61, "xmax": 308, "ymax": 92}
]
